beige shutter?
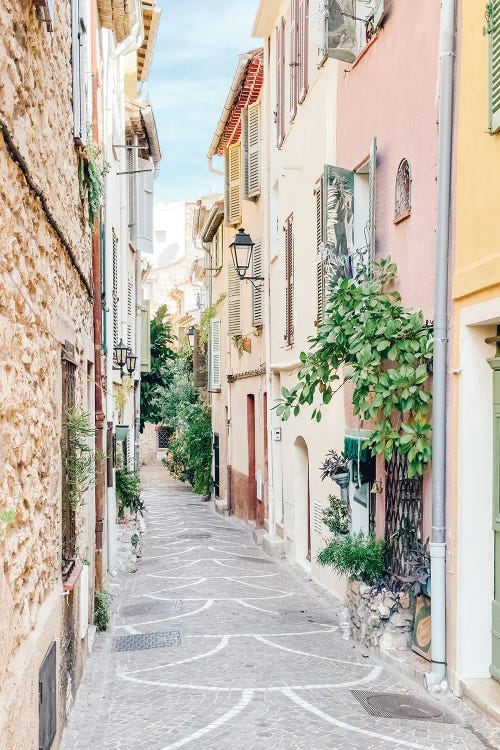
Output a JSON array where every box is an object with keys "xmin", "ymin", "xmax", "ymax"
[
  {"xmin": 247, "ymin": 102, "xmax": 261, "ymax": 198},
  {"xmin": 284, "ymin": 214, "xmax": 294, "ymax": 346},
  {"xmin": 224, "ymin": 143, "xmax": 242, "ymax": 225},
  {"xmin": 140, "ymin": 301, "xmax": 151, "ymax": 373},
  {"xmin": 112, "ymin": 229, "xmax": 119, "ymax": 346},
  {"xmin": 127, "ymin": 276, "xmax": 134, "ymax": 347},
  {"xmin": 289, "ymin": 0, "xmax": 298, "ymax": 121},
  {"xmin": 210, "ymin": 320, "xmax": 221, "ymax": 390},
  {"xmin": 252, "ymin": 242, "xmax": 263, "ymax": 327},
  {"xmin": 315, "ymin": 178, "xmax": 325, "ymax": 324},
  {"xmin": 276, "ymin": 18, "xmax": 286, "ymax": 147},
  {"xmin": 298, "ymin": 0, "xmax": 309, "ymax": 102},
  {"xmin": 227, "ymin": 263, "xmax": 241, "ymax": 335}
]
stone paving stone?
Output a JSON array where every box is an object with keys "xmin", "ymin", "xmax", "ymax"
[{"xmin": 62, "ymin": 464, "xmax": 500, "ymax": 750}]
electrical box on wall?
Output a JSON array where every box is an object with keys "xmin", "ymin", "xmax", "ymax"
[{"xmin": 273, "ymin": 427, "xmax": 282, "ymax": 441}]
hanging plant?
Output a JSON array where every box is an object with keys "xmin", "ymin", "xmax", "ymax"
[
  {"xmin": 276, "ymin": 257, "xmax": 433, "ymax": 477},
  {"xmin": 78, "ymin": 133, "xmax": 109, "ymax": 230},
  {"xmin": 64, "ymin": 408, "xmax": 98, "ymax": 509},
  {"xmin": 199, "ymin": 294, "xmax": 226, "ymax": 349}
]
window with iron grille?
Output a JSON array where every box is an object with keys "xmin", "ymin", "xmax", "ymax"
[
  {"xmin": 112, "ymin": 229, "xmax": 119, "ymax": 346},
  {"xmin": 61, "ymin": 341, "xmax": 77, "ymax": 576},
  {"xmin": 284, "ymin": 214, "xmax": 294, "ymax": 346},
  {"xmin": 385, "ymin": 453, "xmax": 423, "ymax": 577},
  {"xmin": 157, "ymin": 427, "xmax": 169, "ymax": 450}
]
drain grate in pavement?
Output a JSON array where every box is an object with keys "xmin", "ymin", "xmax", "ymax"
[
  {"xmin": 176, "ymin": 532, "xmax": 212, "ymax": 540},
  {"xmin": 350, "ymin": 691, "xmax": 456, "ymax": 724},
  {"xmin": 120, "ymin": 600, "xmax": 182, "ymax": 618},
  {"xmin": 112, "ymin": 630, "xmax": 181, "ymax": 652}
]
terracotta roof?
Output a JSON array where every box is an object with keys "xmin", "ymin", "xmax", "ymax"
[
  {"xmin": 137, "ymin": 1, "xmax": 161, "ymax": 83},
  {"xmin": 208, "ymin": 49, "xmax": 264, "ymax": 158}
]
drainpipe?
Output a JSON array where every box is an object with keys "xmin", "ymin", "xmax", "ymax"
[
  {"xmin": 425, "ymin": 0, "xmax": 456, "ymax": 689},
  {"xmin": 111, "ymin": 0, "xmax": 144, "ymax": 60}
]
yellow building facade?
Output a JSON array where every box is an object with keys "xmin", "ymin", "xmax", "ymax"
[{"xmin": 450, "ymin": 0, "xmax": 500, "ymax": 711}]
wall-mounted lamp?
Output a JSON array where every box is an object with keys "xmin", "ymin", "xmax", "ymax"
[{"xmin": 229, "ymin": 228, "xmax": 263, "ymax": 288}]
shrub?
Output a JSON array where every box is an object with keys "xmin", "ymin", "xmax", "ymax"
[
  {"xmin": 115, "ymin": 467, "xmax": 144, "ymax": 518},
  {"xmin": 318, "ymin": 532, "xmax": 386, "ymax": 585},
  {"xmin": 321, "ymin": 495, "xmax": 351, "ymax": 535},
  {"xmin": 168, "ymin": 401, "xmax": 213, "ymax": 495},
  {"xmin": 94, "ymin": 590, "xmax": 112, "ymax": 631}
]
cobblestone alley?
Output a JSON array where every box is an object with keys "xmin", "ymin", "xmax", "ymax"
[{"xmin": 62, "ymin": 467, "xmax": 500, "ymax": 749}]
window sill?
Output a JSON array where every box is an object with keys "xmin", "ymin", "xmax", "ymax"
[
  {"xmin": 394, "ymin": 210, "xmax": 411, "ymax": 225},
  {"xmin": 63, "ymin": 560, "xmax": 84, "ymax": 592},
  {"xmin": 352, "ymin": 33, "xmax": 379, "ymax": 69}
]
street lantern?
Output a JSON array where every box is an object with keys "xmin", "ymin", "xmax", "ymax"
[
  {"xmin": 187, "ymin": 326, "xmax": 195, "ymax": 349},
  {"xmin": 125, "ymin": 349, "xmax": 137, "ymax": 375},
  {"xmin": 114, "ymin": 339, "xmax": 129, "ymax": 370},
  {"xmin": 229, "ymin": 228, "xmax": 256, "ymax": 280}
]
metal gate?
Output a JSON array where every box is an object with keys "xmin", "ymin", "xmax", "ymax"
[
  {"xmin": 384, "ymin": 453, "xmax": 423, "ymax": 577},
  {"xmin": 61, "ymin": 341, "xmax": 76, "ymax": 575},
  {"xmin": 39, "ymin": 642, "xmax": 57, "ymax": 750}
]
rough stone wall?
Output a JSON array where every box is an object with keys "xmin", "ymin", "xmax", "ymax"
[
  {"xmin": 0, "ymin": 1, "xmax": 94, "ymax": 746},
  {"xmin": 140, "ymin": 422, "xmax": 160, "ymax": 465},
  {"xmin": 346, "ymin": 580, "xmax": 414, "ymax": 652}
]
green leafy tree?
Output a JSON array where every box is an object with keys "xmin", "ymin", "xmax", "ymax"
[
  {"xmin": 140, "ymin": 305, "xmax": 176, "ymax": 431},
  {"xmin": 277, "ymin": 258, "xmax": 433, "ymax": 477}
]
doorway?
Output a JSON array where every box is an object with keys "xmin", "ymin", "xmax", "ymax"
[
  {"xmin": 247, "ymin": 395, "xmax": 257, "ymax": 522},
  {"xmin": 294, "ymin": 437, "xmax": 311, "ymax": 563}
]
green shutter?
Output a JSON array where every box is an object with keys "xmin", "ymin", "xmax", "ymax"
[
  {"xmin": 488, "ymin": 0, "xmax": 500, "ymax": 132},
  {"xmin": 323, "ymin": 164, "xmax": 354, "ymax": 281},
  {"xmin": 140, "ymin": 301, "xmax": 151, "ymax": 373}
]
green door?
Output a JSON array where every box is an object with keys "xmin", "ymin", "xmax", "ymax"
[{"xmin": 490, "ymin": 358, "xmax": 500, "ymax": 680}]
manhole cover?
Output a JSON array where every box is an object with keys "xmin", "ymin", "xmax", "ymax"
[
  {"xmin": 351, "ymin": 691, "xmax": 455, "ymax": 724},
  {"xmin": 120, "ymin": 600, "xmax": 182, "ymax": 618},
  {"xmin": 177, "ymin": 532, "xmax": 212, "ymax": 540},
  {"xmin": 112, "ymin": 630, "xmax": 181, "ymax": 652}
]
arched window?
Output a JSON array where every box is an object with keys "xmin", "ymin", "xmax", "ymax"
[{"xmin": 394, "ymin": 158, "xmax": 411, "ymax": 222}]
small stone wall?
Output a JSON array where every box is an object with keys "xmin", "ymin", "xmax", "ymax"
[{"xmin": 346, "ymin": 580, "xmax": 414, "ymax": 652}]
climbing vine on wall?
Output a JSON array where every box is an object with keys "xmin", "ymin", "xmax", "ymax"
[{"xmin": 276, "ymin": 257, "xmax": 433, "ymax": 478}]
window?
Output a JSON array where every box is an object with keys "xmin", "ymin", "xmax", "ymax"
[
  {"xmin": 128, "ymin": 147, "xmax": 137, "ymax": 233},
  {"xmin": 193, "ymin": 329, "xmax": 207, "ymax": 388},
  {"xmin": 61, "ymin": 341, "xmax": 77, "ymax": 575},
  {"xmin": 488, "ymin": 0, "xmax": 500, "ymax": 132},
  {"xmin": 71, "ymin": 0, "xmax": 88, "ymax": 143},
  {"xmin": 140, "ymin": 301, "xmax": 151, "ymax": 373},
  {"xmin": 212, "ymin": 224, "xmax": 223, "ymax": 271},
  {"xmin": 224, "ymin": 143, "xmax": 242, "ymax": 225},
  {"xmin": 289, "ymin": 0, "xmax": 299, "ymax": 121},
  {"xmin": 284, "ymin": 214, "xmax": 294, "ymax": 346},
  {"xmin": 35, "ymin": 0, "xmax": 55, "ymax": 31},
  {"xmin": 157, "ymin": 427, "xmax": 169, "ymax": 450},
  {"xmin": 252, "ymin": 241, "xmax": 263, "ymax": 327},
  {"xmin": 112, "ymin": 229, "xmax": 119, "ymax": 347},
  {"xmin": 394, "ymin": 157, "xmax": 411, "ymax": 223},
  {"xmin": 227, "ymin": 263, "xmax": 241, "ymax": 335},
  {"xmin": 209, "ymin": 320, "xmax": 221, "ymax": 390},
  {"xmin": 323, "ymin": 164, "xmax": 354, "ymax": 280},
  {"xmin": 298, "ymin": 0, "xmax": 309, "ymax": 102},
  {"xmin": 243, "ymin": 102, "xmax": 261, "ymax": 199},
  {"xmin": 276, "ymin": 17, "xmax": 286, "ymax": 147},
  {"xmin": 127, "ymin": 276, "xmax": 134, "ymax": 347}
]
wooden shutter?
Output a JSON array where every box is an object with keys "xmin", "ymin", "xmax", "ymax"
[
  {"xmin": 276, "ymin": 18, "xmax": 286, "ymax": 147},
  {"xmin": 210, "ymin": 319, "xmax": 221, "ymax": 390},
  {"xmin": 71, "ymin": 0, "xmax": 87, "ymax": 142},
  {"xmin": 325, "ymin": 0, "xmax": 356, "ymax": 63},
  {"xmin": 368, "ymin": 137, "xmax": 377, "ymax": 269},
  {"xmin": 489, "ymin": 0, "xmax": 500, "ymax": 132},
  {"xmin": 112, "ymin": 229, "xmax": 119, "ymax": 346},
  {"xmin": 127, "ymin": 276, "xmax": 134, "ymax": 347},
  {"xmin": 140, "ymin": 301, "xmax": 151, "ymax": 372},
  {"xmin": 138, "ymin": 158, "xmax": 154, "ymax": 253},
  {"xmin": 35, "ymin": 0, "xmax": 55, "ymax": 31},
  {"xmin": 227, "ymin": 263, "xmax": 241, "ymax": 335},
  {"xmin": 315, "ymin": 177, "xmax": 325, "ymax": 324},
  {"xmin": 298, "ymin": 0, "xmax": 309, "ymax": 102},
  {"xmin": 289, "ymin": 0, "xmax": 298, "ymax": 121},
  {"xmin": 284, "ymin": 214, "xmax": 294, "ymax": 346},
  {"xmin": 252, "ymin": 242, "xmax": 263, "ymax": 327},
  {"xmin": 224, "ymin": 143, "xmax": 242, "ymax": 225},
  {"xmin": 246, "ymin": 102, "xmax": 261, "ymax": 198}
]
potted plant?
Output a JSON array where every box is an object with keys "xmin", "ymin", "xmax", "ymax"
[
  {"xmin": 393, "ymin": 540, "xmax": 431, "ymax": 661},
  {"xmin": 321, "ymin": 494, "xmax": 351, "ymax": 536},
  {"xmin": 320, "ymin": 450, "xmax": 350, "ymax": 490}
]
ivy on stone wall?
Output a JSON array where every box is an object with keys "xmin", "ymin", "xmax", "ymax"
[{"xmin": 276, "ymin": 257, "xmax": 433, "ymax": 478}]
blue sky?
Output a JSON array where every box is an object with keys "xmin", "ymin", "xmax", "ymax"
[{"xmin": 146, "ymin": 0, "xmax": 259, "ymax": 202}]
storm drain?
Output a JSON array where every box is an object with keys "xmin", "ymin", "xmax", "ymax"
[
  {"xmin": 176, "ymin": 532, "xmax": 212, "ymax": 540},
  {"xmin": 112, "ymin": 630, "xmax": 181, "ymax": 652},
  {"xmin": 350, "ymin": 691, "xmax": 456, "ymax": 724},
  {"xmin": 120, "ymin": 599, "xmax": 182, "ymax": 618}
]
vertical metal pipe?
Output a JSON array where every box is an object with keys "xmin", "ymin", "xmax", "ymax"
[{"xmin": 426, "ymin": 0, "xmax": 456, "ymax": 689}]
